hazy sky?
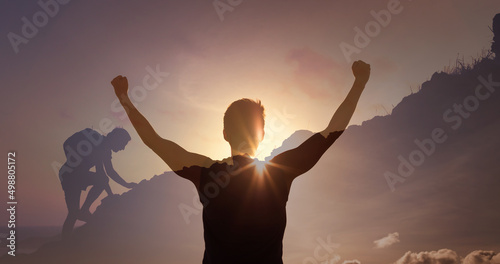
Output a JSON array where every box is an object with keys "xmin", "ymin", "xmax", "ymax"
[{"xmin": 0, "ymin": 0, "xmax": 498, "ymax": 262}]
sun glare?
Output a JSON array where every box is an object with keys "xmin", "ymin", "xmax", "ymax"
[{"xmin": 252, "ymin": 159, "xmax": 268, "ymax": 176}]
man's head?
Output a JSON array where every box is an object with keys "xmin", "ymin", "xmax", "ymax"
[
  {"xmin": 223, "ymin": 98, "xmax": 265, "ymax": 157},
  {"xmin": 107, "ymin": 127, "xmax": 131, "ymax": 152}
]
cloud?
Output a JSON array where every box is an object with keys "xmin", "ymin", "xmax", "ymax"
[
  {"xmin": 342, "ymin": 260, "xmax": 361, "ymax": 264},
  {"xmin": 285, "ymin": 47, "xmax": 345, "ymax": 99},
  {"xmin": 394, "ymin": 249, "xmax": 460, "ymax": 264},
  {"xmin": 393, "ymin": 249, "xmax": 500, "ymax": 264},
  {"xmin": 463, "ymin": 250, "xmax": 500, "ymax": 264},
  {"xmin": 373, "ymin": 232, "xmax": 400, "ymax": 249}
]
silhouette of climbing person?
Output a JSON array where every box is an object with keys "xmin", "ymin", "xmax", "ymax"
[
  {"xmin": 112, "ymin": 60, "xmax": 370, "ymax": 263},
  {"xmin": 59, "ymin": 127, "xmax": 137, "ymax": 240}
]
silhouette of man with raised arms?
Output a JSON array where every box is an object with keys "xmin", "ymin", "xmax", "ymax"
[
  {"xmin": 112, "ymin": 60, "xmax": 370, "ymax": 264},
  {"xmin": 59, "ymin": 127, "xmax": 137, "ymax": 240}
]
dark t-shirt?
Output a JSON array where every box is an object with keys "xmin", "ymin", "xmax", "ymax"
[{"xmin": 176, "ymin": 131, "xmax": 343, "ymax": 264}]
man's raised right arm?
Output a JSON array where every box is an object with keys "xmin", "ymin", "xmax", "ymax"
[{"xmin": 111, "ymin": 75, "xmax": 213, "ymax": 173}]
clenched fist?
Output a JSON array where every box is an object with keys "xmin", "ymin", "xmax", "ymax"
[
  {"xmin": 111, "ymin": 75, "xmax": 128, "ymax": 98},
  {"xmin": 352, "ymin": 60, "xmax": 370, "ymax": 84}
]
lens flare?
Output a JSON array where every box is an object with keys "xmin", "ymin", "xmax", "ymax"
[{"xmin": 252, "ymin": 159, "xmax": 268, "ymax": 176}]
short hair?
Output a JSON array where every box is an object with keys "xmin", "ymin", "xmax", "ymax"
[
  {"xmin": 223, "ymin": 99, "xmax": 265, "ymax": 138},
  {"xmin": 107, "ymin": 127, "xmax": 131, "ymax": 143}
]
